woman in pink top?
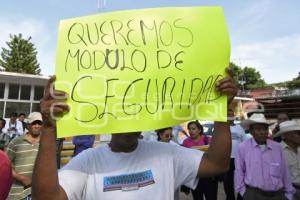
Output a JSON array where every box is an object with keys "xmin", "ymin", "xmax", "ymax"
[
  {"xmin": 182, "ymin": 120, "xmax": 218, "ymax": 200},
  {"xmin": 182, "ymin": 121, "xmax": 210, "ymax": 147}
]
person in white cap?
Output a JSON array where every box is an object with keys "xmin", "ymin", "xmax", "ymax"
[
  {"xmin": 235, "ymin": 113, "xmax": 295, "ymax": 200},
  {"xmin": 273, "ymin": 113, "xmax": 291, "ymax": 142},
  {"xmin": 273, "ymin": 120, "xmax": 300, "ymax": 200},
  {"xmin": 6, "ymin": 112, "xmax": 43, "ymax": 200}
]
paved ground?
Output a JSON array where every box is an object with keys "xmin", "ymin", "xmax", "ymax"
[{"xmin": 179, "ymin": 183, "xmax": 226, "ymax": 200}]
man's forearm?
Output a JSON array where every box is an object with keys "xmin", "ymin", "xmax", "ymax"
[
  {"xmin": 32, "ymin": 127, "xmax": 63, "ymax": 199},
  {"xmin": 207, "ymin": 121, "xmax": 231, "ymax": 171},
  {"xmin": 12, "ymin": 168, "xmax": 31, "ymax": 186}
]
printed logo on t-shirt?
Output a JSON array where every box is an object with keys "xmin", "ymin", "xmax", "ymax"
[{"xmin": 103, "ymin": 170, "xmax": 155, "ymax": 192}]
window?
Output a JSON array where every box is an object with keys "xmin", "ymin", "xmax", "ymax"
[
  {"xmin": 8, "ymin": 84, "xmax": 19, "ymax": 99},
  {"xmin": 0, "ymin": 83, "xmax": 4, "ymax": 99},
  {"xmin": 0, "ymin": 101, "xmax": 4, "ymax": 118},
  {"xmin": 5, "ymin": 102, "xmax": 30, "ymax": 118},
  {"xmin": 31, "ymin": 103, "xmax": 41, "ymax": 112},
  {"xmin": 20, "ymin": 85, "xmax": 31, "ymax": 100},
  {"xmin": 34, "ymin": 86, "xmax": 44, "ymax": 101}
]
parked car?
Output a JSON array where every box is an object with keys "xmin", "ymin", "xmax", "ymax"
[
  {"xmin": 201, "ymin": 120, "xmax": 243, "ymax": 138},
  {"xmin": 201, "ymin": 121, "xmax": 214, "ymax": 137}
]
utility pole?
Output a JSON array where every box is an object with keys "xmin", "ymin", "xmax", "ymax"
[
  {"xmin": 97, "ymin": 0, "xmax": 106, "ymax": 12},
  {"xmin": 232, "ymin": 57, "xmax": 256, "ymax": 96}
]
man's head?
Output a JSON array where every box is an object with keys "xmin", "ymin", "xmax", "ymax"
[
  {"xmin": 27, "ymin": 112, "xmax": 43, "ymax": 136},
  {"xmin": 274, "ymin": 120, "xmax": 300, "ymax": 146},
  {"xmin": 241, "ymin": 113, "xmax": 270, "ymax": 144},
  {"xmin": 18, "ymin": 113, "xmax": 26, "ymax": 122},
  {"xmin": 250, "ymin": 123, "xmax": 269, "ymax": 144},
  {"xmin": 9, "ymin": 112, "xmax": 17, "ymax": 123},
  {"xmin": 110, "ymin": 132, "xmax": 141, "ymax": 152},
  {"xmin": 277, "ymin": 113, "xmax": 290, "ymax": 124},
  {"xmin": 0, "ymin": 118, "xmax": 6, "ymax": 130},
  {"xmin": 284, "ymin": 131, "xmax": 300, "ymax": 147}
]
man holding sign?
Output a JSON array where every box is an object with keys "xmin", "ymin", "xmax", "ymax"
[
  {"xmin": 32, "ymin": 68, "xmax": 236, "ymax": 200},
  {"xmin": 32, "ymin": 7, "xmax": 236, "ymax": 200}
]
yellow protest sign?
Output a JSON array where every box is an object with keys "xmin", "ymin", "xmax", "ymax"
[{"xmin": 55, "ymin": 6, "xmax": 230, "ymax": 137}]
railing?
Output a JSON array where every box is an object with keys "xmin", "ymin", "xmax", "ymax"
[
  {"xmin": 237, "ymin": 90, "xmax": 251, "ymax": 97},
  {"xmin": 237, "ymin": 88, "xmax": 300, "ymax": 99},
  {"xmin": 256, "ymin": 88, "xmax": 300, "ymax": 99},
  {"xmin": 273, "ymin": 89, "xmax": 300, "ymax": 97}
]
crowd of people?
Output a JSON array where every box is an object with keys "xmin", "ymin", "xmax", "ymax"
[
  {"xmin": 148, "ymin": 111, "xmax": 300, "ymax": 200},
  {"xmin": 0, "ymin": 109, "xmax": 101, "ymax": 200},
  {"xmin": 0, "ymin": 112, "xmax": 43, "ymax": 200},
  {"xmin": 1, "ymin": 69, "xmax": 300, "ymax": 200}
]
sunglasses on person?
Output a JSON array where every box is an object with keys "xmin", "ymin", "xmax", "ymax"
[{"xmin": 164, "ymin": 134, "xmax": 173, "ymax": 138}]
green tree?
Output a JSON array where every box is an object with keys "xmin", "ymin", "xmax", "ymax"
[
  {"xmin": 0, "ymin": 34, "xmax": 41, "ymax": 74},
  {"xmin": 243, "ymin": 67, "xmax": 267, "ymax": 89},
  {"xmin": 229, "ymin": 62, "xmax": 267, "ymax": 89},
  {"xmin": 229, "ymin": 62, "xmax": 243, "ymax": 86},
  {"xmin": 287, "ymin": 72, "xmax": 300, "ymax": 89}
]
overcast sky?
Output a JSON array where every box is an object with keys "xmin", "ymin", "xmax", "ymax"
[{"xmin": 0, "ymin": 0, "xmax": 299, "ymax": 83}]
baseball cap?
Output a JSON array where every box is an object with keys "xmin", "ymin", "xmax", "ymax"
[{"xmin": 28, "ymin": 112, "xmax": 43, "ymax": 124}]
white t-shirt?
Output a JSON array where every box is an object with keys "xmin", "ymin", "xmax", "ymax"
[
  {"xmin": 100, "ymin": 134, "xmax": 112, "ymax": 142},
  {"xmin": 141, "ymin": 131, "xmax": 157, "ymax": 142},
  {"xmin": 169, "ymin": 140, "xmax": 178, "ymax": 145},
  {"xmin": 2, "ymin": 120, "xmax": 24, "ymax": 137},
  {"xmin": 230, "ymin": 124, "xmax": 249, "ymax": 158},
  {"xmin": 59, "ymin": 140, "xmax": 203, "ymax": 200}
]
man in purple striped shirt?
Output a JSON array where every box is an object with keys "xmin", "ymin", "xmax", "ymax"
[{"xmin": 235, "ymin": 113, "xmax": 295, "ymax": 200}]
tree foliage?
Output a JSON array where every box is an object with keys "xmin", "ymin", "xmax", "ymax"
[
  {"xmin": 0, "ymin": 34, "xmax": 41, "ymax": 74},
  {"xmin": 287, "ymin": 72, "xmax": 300, "ymax": 89},
  {"xmin": 230, "ymin": 62, "xmax": 267, "ymax": 90},
  {"xmin": 269, "ymin": 72, "xmax": 300, "ymax": 89}
]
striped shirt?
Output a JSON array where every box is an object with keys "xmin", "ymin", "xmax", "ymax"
[{"xmin": 6, "ymin": 134, "xmax": 39, "ymax": 200}]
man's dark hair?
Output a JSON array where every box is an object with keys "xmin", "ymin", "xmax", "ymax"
[
  {"xmin": 0, "ymin": 118, "xmax": 6, "ymax": 127},
  {"xmin": 19, "ymin": 113, "xmax": 26, "ymax": 117},
  {"xmin": 10, "ymin": 112, "xmax": 18, "ymax": 118}
]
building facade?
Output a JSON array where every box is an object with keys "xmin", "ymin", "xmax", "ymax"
[
  {"xmin": 238, "ymin": 87, "xmax": 300, "ymax": 120},
  {"xmin": 0, "ymin": 71, "xmax": 48, "ymax": 118}
]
